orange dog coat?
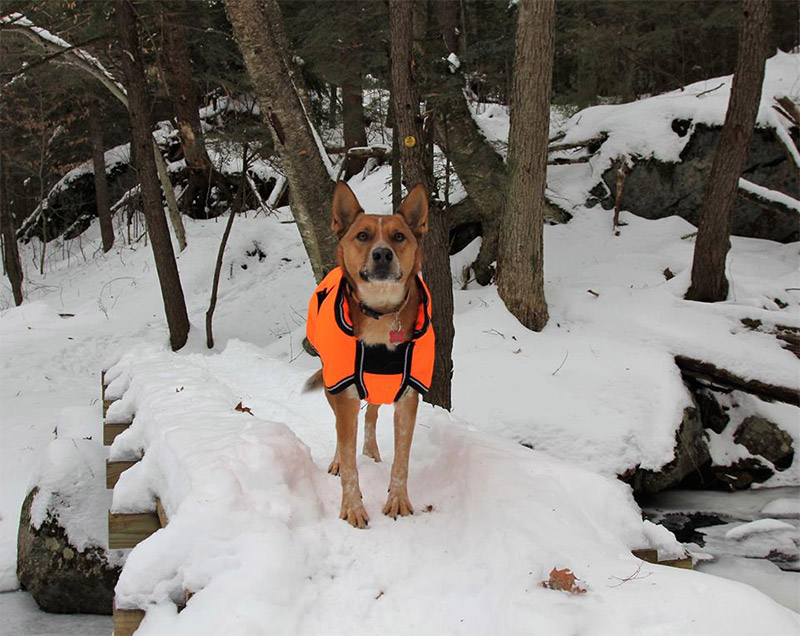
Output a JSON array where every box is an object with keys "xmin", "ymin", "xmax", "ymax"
[{"xmin": 306, "ymin": 267, "xmax": 435, "ymax": 404}]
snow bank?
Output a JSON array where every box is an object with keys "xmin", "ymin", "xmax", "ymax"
[
  {"xmin": 103, "ymin": 343, "xmax": 797, "ymax": 635},
  {"xmin": 725, "ymin": 518, "xmax": 795, "ymax": 541}
]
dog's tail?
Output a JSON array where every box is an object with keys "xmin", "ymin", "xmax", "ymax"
[{"xmin": 303, "ymin": 369, "xmax": 324, "ymax": 394}]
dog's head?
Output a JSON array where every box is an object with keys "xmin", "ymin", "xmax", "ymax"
[{"xmin": 332, "ymin": 182, "xmax": 428, "ymax": 309}]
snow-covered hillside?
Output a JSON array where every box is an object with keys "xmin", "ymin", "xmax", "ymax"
[{"xmin": 1, "ymin": 166, "xmax": 798, "ymax": 632}]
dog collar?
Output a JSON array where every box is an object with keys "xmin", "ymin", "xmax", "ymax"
[{"xmin": 356, "ymin": 291, "xmax": 410, "ymax": 321}]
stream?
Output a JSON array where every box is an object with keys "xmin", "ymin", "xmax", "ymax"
[{"xmin": 641, "ymin": 485, "xmax": 800, "ymax": 613}]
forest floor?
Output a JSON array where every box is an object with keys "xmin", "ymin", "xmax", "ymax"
[{"xmin": 0, "ymin": 166, "xmax": 798, "ymax": 633}]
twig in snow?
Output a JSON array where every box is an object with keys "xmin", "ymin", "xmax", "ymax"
[
  {"xmin": 482, "ymin": 328, "xmax": 505, "ymax": 339},
  {"xmin": 607, "ymin": 560, "xmax": 651, "ymax": 588},
  {"xmin": 551, "ymin": 351, "xmax": 569, "ymax": 376},
  {"xmin": 695, "ymin": 82, "xmax": 724, "ymax": 98},
  {"xmin": 680, "ymin": 231, "xmax": 698, "ymax": 240},
  {"xmin": 586, "ymin": 289, "xmax": 599, "ymax": 298}
]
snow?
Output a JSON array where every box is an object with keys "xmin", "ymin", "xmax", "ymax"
[
  {"xmin": 446, "ymin": 52, "xmax": 461, "ymax": 72},
  {"xmin": 725, "ymin": 518, "xmax": 796, "ymax": 541},
  {"xmin": 698, "ymin": 557, "xmax": 800, "ymax": 613},
  {"xmin": 0, "ymin": 591, "xmax": 110, "ymax": 636},
  {"xmin": 739, "ymin": 177, "xmax": 800, "ymax": 212},
  {"xmin": 100, "ymin": 341, "xmax": 794, "ymax": 634},
  {"xmin": 762, "ymin": 498, "xmax": 800, "ymax": 518},
  {"xmin": 27, "ymin": 437, "xmax": 115, "ymax": 556},
  {"xmin": 1, "ymin": 162, "xmax": 798, "ymax": 630}
]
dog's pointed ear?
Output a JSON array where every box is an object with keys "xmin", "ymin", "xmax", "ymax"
[
  {"xmin": 395, "ymin": 183, "xmax": 428, "ymax": 237},
  {"xmin": 332, "ymin": 181, "xmax": 363, "ymax": 238}
]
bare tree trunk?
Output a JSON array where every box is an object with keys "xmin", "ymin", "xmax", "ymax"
[
  {"xmin": 158, "ymin": 0, "xmax": 219, "ymax": 219},
  {"xmin": 496, "ymin": 0, "xmax": 553, "ymax": 332},
  {"xmin": 89, "ymin": 102, "xmax": 114, "ymax": 253},
  {"xmin": 428, "ymin": 0, "xmax": 510, "ymax": 285},
  {"xmin": 342, "ymin": 81, "xmax": 368, "ymax": 179},
  {"xmin": 207, "ymin": 146, "xmax": 248, "ymax": 349},
  {"xmin": 117, "ymin": 0, "xmax": 190, "ymax": 351},
  {"xmin": 224, "ymin": 0, "xmax": 336, "ymax": 282},
  {"xmin": 0, "ymin": 152, "xmax": 23, "ymax": 306},
  {"xmin": 686, "ymin": 0, "xmax": 772, "ymax": 302},
  {"xmin": 390, "ymin": 0, "xmax": 454, "ymax": 410}
]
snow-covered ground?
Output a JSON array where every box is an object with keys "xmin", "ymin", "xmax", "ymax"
[{"xmin": 1, "ymin": 164, "xmax": 798, "ymax": 632}]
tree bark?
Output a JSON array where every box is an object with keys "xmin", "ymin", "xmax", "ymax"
[
  {"xmin": 224, "ymin": 0, "xmax": 337, "ymax": 282},
  {"xmin": 117, "ymin": 0, "xmax": 189, "ymax": 351},
  {"xmin": 427, "ymin": 0, "xmax": 511, "ymax": 285},
  {"xmin": 496, "ymin": 0, "xmax": 553, "ymax": 332},
  {"xmin": 88, "ymin": 102, "xmax": 114, "ymax": 253},
  {"xmin": 342, "ymin": 81, "xmax": 368, "ymax": 179},
  {"xmin": 390, "ymin": 0, "xmax": 454, "ymax": 410},
  {"xmin": 158, "ymin": 0, "xmax": 217, "ymax": 220},
  {"xmin": 686, "ymin": 0, "xmax": 771, "ymax": 302},
  {"xmin": 0, "ymin": 152, "xmax": 23, "ymax": 306}
]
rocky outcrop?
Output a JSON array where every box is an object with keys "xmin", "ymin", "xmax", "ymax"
[
  {"xmin": 17, "ymin": 488, "xmax": 119, "ymax": 614},
  {"xmin": 622, "ymin": 406, "xmax": 710, "ymax": 495},
  {"xmin": 593, "ymin": 123, "xmax": 799, "ymax": 243},
  {"xmin": 734, "ymin": 415, "xmax": 795, "ymax": 470}
]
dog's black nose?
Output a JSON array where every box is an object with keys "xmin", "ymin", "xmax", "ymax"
[{"xmin": 372, "ymin": 248, "xmax": 393, "ymax": 263}]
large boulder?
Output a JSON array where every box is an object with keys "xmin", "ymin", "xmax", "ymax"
[
  {"xmin": 17, "ymin": 488, "xmax": 119, "ymax": 614},
  {"xmin": 623, "ymin": 406, "xmax": 710, "ymax": 495},
  {"xmin": 16, "ymin": 417, "xmax": 121, "ymax": 615},
  {"xmin": 734, "ymin": 415, "xmax": 795, "ymax": 470},
  {"xmin": 595, "ymin": 124, "xmax": 799, "ymax": 243}
]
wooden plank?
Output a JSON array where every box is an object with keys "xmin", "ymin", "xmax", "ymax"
[
  {"xmin": 103, "ymin": 397, "xmax": 118, "ymax": 418},
  {"xmin": 104, "ymin": 421, "xmax": 131, "ymax": 446},
  {"xmin": 156, "ymin": 498, "xmax": 168, "ymax": 528},
  {"xmin": 659, "ymin": 556, "xmax": 693, "ymax": 570},
  {"xmin": 631, "ymin": 548, "xmax": 658, "ymax": 564},
  {"xmin": 108, "ymin": 510, "xmax": 161, "ymax": 549},
  {"xmin": 113, "ymin": 601, "xmax": 144, "ymax": 636},
  {"xmin": 106, "ymin": 460, "xmax": 137, "ymax": 489},
  {"xmin": 632, "ymin": 548, "xmax": 693, "ymax": 570}
]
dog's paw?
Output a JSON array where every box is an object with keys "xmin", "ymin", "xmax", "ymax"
[
  {"xmin": 328, "ymin": 457, "xmax": 340, "ymax": 476},
  {"xmin": 383, "ymin": 491, "xmax": 414, "ymax": 519},
  {"xmin": 340, "ymin": 499, "xmax": 370, "ymax": 528},
  {"xmin": 362, "ymin": 443, "xmax": 381, "ymax": 463}
]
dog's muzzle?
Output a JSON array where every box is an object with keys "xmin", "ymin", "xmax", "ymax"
[{"xmin": 360, "ymin": 247, "xmax": 401, "ymax": 282}]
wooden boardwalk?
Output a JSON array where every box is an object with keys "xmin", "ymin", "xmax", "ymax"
[{"xmin": 100, "ymin": 369, "xmax": 692, "ymax": 635}]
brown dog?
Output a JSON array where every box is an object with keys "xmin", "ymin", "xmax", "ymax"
[{"xmin": 305, "ymin": 182, "xmax": 434, "ymax": 528}]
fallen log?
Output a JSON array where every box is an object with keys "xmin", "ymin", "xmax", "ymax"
[
  {"xmin": 737, "ymin": 178, "xmax": 800, "ymax": 215},
  {"xmin": 325, "ymin": 145, "xmax": 389, "ymax": 159},
  {"xmin": 675, "ymin": 355, "xmax": 800, "ymax": 407},
  {"xmin": 547, "ymin": 156, "xmax": 592, "ymax": 166},
  {"xmin": 547, "ymin": 133, "xmax": 607, "ymax": 154}
]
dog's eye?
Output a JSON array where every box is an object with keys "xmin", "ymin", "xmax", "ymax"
[
  {"xmin": 355, "ymin": 231, "xmax": 369, "ymax": 242},
  {"xmin": 392, "ymin": 232, "xmax": 406, "ymax": 242}
]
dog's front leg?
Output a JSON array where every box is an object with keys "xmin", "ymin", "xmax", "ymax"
[
  {"xmin": 383, "ymin": 389, "xmax": 419, "ymax": 518},
  {"xmin": 362, "ymin": 403, "xmax": 382, "ymax": 462},
  {"xmin": 331, "ymin": 391, "xmax": 370, "ymax": 528}
]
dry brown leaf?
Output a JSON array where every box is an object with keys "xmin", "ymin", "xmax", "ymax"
[
  {"xmin": 540, "ymin": 567, "xmax": 587, "ymax": 594},
  {"xmin": 235, "ymin": 401, "xmax": 254, "ymax": 416}
]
